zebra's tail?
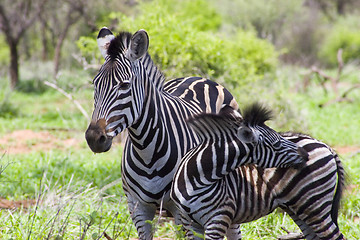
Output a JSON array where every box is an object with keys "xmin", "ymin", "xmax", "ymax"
[{"xmin": 331, "ymin": 153, "xmax": 346, "ymax": 226}]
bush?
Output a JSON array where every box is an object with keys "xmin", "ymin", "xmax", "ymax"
[
  {"xmin": 319, "ymin": 15, "xmax": 360, "ymax": 66},
  {"xmin": 211, "ymin": 0, "xmax": 303, "ymax": 40},
  {"xmin": 78, "ymin": 0, "xmax": 278, "ymax": 89},
  {"xmin": 0, "ymin": 93, "xmax": 19, "ymax": 118},
  {"xmin": 76, "ymin": 35, "xmax": 103, "ymax": 64}
]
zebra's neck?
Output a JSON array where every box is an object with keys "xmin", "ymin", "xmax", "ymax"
[
  {"xmin": 140, "ymin": 53, "xmax": 166, "ymax": 90},
  {"xmin": 127, "ymin": 55, "xmax": 192, "ymax": 167}
]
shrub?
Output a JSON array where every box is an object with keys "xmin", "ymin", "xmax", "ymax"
[
  {"xmin": 0, "ymin": 93, "xmax": 19, "ymax": 118},
  {"xmin": 319, "ymin": 15, "xmax": 360, "ymax": 66},
  {"xmin": 77, "ymin": 0, "xmax": 278, "ymax": 89},
  {"xmin": 76, "ymin": 35, "xmax": 103, "ymax": 64}
]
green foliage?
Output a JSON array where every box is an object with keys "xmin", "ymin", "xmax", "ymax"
[
  {"xmin": 78, "ymin": 0, "xmax": 277, "ymax": 88},
  {"xmin": 116, "ymin": 0, "xmax": 277, "ymax": 87},
  {"xmin": 212, "ymin": 0, "xmax": 303, "ymax": 38},
  {"xmin": 0, "ymin": 94, "xmax": 19, "ymax": 118},
  {"xmin": 76, "ymin": 35, "xmax": 102, "ymax": 64},
  {"xmin": 319, "ymin": 15, "xmax": 360, "ymax": 66}
]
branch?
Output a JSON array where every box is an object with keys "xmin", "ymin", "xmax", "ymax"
[
  {"xmin": 43, "ymin": 81, "xmax": 90, "ymax": 120},
  {"xmin": 278, "ymin": 227, "xmax": 305, "ymax": 240},
  {"xmin": 72, "ymin": 53, "xmax": 102, "ymax": 70},
  {"xmin": 310, "ymin": 66, "xmax": 336, "ymax": 83},
  {"xmin": 0, "ymin": 0, "xmax": 48, "ymax": 42},
  {"xmin": 333, "ymin": 48, "xmax": 344, "ymax": 94},
  {"xmin": 0, "ymin": 4, "xmax": 12, "ymax": 42},
  {"xmin": 15, "ymin": 0, "xmax": 47, "ymax": 41},
  {"xmin": 309, "ymin": 66, "xmax": 330, "ymax": 94},
  {"xmin": 341, "ymin": 83, "xmax": 360, "ymax": 99}
]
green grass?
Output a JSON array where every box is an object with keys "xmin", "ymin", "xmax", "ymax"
[{"xmin": 0, "ymin": 64, "xmax": 359, "ymax": 239}]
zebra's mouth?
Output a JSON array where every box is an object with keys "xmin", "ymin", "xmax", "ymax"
[{"xmin": 85, "ymin": 119, "xmax": 113, "ymax": 153}]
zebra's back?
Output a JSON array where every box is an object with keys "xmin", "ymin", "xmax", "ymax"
[{"xmin": 164, "ymin": 76, "xmax": 238, "ymax": 113}]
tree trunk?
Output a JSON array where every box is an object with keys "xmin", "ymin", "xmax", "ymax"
[
  {"xmin": 53, "ymin": 19, "xmax": 73, "ymax": 77},
  {"xmin": 9, "ymin": 40, "xmax": 19, "ymax": 90},
  {"xmin": 336, "ymin": 0, "xmax": 346, "ymax": 15},
  {"xmin": 53, "ymin": 35, "xmax": 64, "ymax": 77},
  {"xmin": 41, "ymin": 20, "xmax": 48, "ymax": 61}
]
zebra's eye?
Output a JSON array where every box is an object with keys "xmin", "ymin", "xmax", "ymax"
[
  {"xmin": 273, "ymin": 140, "xmax": 281, "ymax": 149},
  {"xmin": 118, "ymin": 82, "xmax": 131, "ymax": 90}
]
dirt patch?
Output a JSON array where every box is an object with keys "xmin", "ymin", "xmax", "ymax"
[
  {"xmin": 0, "ymin": 130, "xmax": 79, "ymax": 154},
  {"xmin": 0, "ymin": 197, "xmax": 37, "ymax": 209},
  {"xmin": 334, "ymin": 146, "xmax": 360, "ymax": 156}
]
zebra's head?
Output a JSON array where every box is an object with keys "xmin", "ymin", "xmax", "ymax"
[
  {"xmin": 238, "ymin": 103, "xmax": 308, "ymax": 168},
  {"xmin": 85, "ymin": 28, "xmax": 149, "ymax": 153}
]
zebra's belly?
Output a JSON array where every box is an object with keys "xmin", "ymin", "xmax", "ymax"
[{"xmin": 182, "ymin": 169, "xmax": 278, "ymax": 227}]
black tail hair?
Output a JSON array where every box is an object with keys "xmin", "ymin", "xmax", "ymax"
[{"xmin": 332, "ymin": 154, "xmax": 346, "ymax": 226}]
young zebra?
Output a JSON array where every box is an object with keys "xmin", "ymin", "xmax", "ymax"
[
  {"xmin": 171, "ymin": 104, "xmax": 346, "ymax": 240},
  {"xmin": 84, "ymin": 28, "xmax": 305, "ymax": 240}
]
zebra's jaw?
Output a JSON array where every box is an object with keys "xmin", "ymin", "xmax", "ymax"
[{"xmin": 85, "ymin": 118, "xmax": 113, "ymax": 153}]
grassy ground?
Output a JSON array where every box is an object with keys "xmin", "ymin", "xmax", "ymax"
[{"xmin": 0, "ymin": 64, "xmax": 359, "ymax": 239}]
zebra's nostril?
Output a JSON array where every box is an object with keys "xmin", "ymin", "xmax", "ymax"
[
  {"xmin": 99, "ymin": 135, "xmax": 106, "ymax": 144},
  {"xmin": 85, "ymin": 120, "xmax": 112, "ymax": 153}
]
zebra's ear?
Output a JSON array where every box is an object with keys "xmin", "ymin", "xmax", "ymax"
[
  {"xmin": 127, "ymin": 29, "xmax": 149, "ymax": 61},
  {"xmin": 237, "ymin": 125, "xmax": 258, "ymax": 144},
  {"xmin": 97, "ymin": 27, "xmax": 115, "ymax": 58}
]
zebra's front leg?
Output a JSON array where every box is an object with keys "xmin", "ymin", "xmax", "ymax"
[
  {"xmin": 127, "ymin": 195, "xmax": 156, "ymax": 240},
  {"xmin": 226, "ymin": 224, "xmax": 242, "ymax": 240},
  {"xmin": 204, "ymin": 215, "xmax": 233, "ymax": 240}
]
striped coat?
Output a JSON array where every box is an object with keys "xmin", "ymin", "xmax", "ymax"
[{"xmin": 171, "ymin": 105, "xmax": 345, "ymax": 240}]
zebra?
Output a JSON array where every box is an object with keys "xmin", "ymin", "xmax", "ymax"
[
  {"xmin": 171, "ymin": 103, "xmax": 346, "ymax": 240},
  {"xmin": 84, "ymin": 28, "xmax": 305, "ymax": 239}
]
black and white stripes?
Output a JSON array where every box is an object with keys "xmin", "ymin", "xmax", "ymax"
[
  {"xmin": 85, "ymin": 28, "xmax": 239, "ymax": 240},
  {"xmin": 171, "ymin": 107, "xmax": 345, "ymax": 240}
]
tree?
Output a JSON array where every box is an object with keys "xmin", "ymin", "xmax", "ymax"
[
  {"xmin": 38, "ymin": 0, "xmax": 107, "ymax": 77},
  {"xmin": 0, "ymin": 0, "xmax": 47, "ymax": 89}
]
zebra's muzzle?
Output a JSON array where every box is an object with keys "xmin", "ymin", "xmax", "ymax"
[{"xmin": 85, "ymin": 119, "xmax": 113, "ymax": 153}]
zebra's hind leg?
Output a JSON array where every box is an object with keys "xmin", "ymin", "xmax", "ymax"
[
  {"xmin": 286, "ymin": 208, "xmax": 345, "ymax": 240},
  {"xmin": 179, "ymin": 214, "xmax": 205, "ymax": 240},
  {"xmin": 226, "ymin": 224, "xmax": 242, "ymax": 240},
  {"xmin": 127, "ymin": 195, "xmax": 156, "ymax": 240},
  {"xmin": 284, "ymin": 209, "xmax": 319, "ymax": 240},
  {"xmin": 298, "ymin": 214, "xmax": 345, "ymax": 240}
]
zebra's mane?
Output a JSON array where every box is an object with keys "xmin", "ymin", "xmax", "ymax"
[
  {"xmin": 187, "ymin": 105, "xmax": 242, "ymax": 139},
  {"xmin": 107, "ymin": 31, "xmax": 133, "ymax": 60},
  {"xmin": 242, "ymin": 102, "xmax": 273, "ymax": 127}
]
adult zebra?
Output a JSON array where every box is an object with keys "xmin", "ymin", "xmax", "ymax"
[
  {"xmin": 84, "ymin": 28, "xmax": 305, "ymax": 239},
  {"xmin": 171, "ymin": 104, "xmax": 346, "ymax": 240}
]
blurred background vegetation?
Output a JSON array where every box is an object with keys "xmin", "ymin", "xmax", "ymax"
[
  {"xmin": 0, "ymin": 0, "xmax": 359, "ymax": 239},
  {"xmin": 0, "ymin": 0, "xmax": 359, "ymax": 138}
]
